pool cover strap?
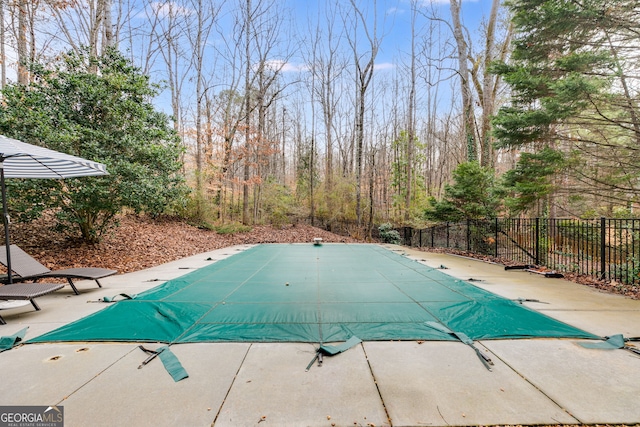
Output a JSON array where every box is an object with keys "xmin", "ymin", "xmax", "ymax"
[
  {"xmin": 579, "ymin": 334, "xmax": 640, "ymax": 356},
  {"xmin": 0, "ymin": 327, "xmax": 27, "ymax": 353},
  {"xmin": 101, "ymin": 294, "xmax": 135, "ymax": 303},
  {"xmin": 306, "ymin": 336, "xmax": 363, "ymax": 371},
  {"xmin": 426, "ymin": 321, "xmax": 494, "ymax": 371},
  {"xmin": 514, "ymin": 298, "xmax": 549, "ymax": 304},
  {"xmin": 580, "ymin": 334, "xmax": 626, "ymax": 350},
  {"xmin": 319, "ymin": 336, "xmax": 362, "ymax": 356},
  {"xmin": 138, "ymin": 345, "xmax": 189, "ymax": 382}
]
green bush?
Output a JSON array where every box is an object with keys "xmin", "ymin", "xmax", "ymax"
[
  {"xmin": 379, "ymin": 223, "xmax": 402, "ymax": 244},
  {"xmin": 425, "ymin": 161, "xmax": 500, "ymax": 222},
  {"xmin": 214, "ymin": 223, "xmax": 252, "ymax": 234},
  {"xmin": 0, "ymin": 48, "xmax": 188, "ymax": 242},
  {"xmin": 260, "ymin": 179, "xmax": 305, "ymax": 227}
]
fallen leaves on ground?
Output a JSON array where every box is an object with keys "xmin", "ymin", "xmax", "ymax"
[{"xmin": 5, "ymin": 214, "xmax": 358, "ymax": 274}]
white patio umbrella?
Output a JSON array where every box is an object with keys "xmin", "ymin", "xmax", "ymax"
[{"xmin": 0, "ymin": 134, "xmax": 109, "ymax": 284}]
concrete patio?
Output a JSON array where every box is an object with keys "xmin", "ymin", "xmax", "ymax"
[{"xmin": 1, "ymin": 243, "xmax": 639, "ymax": 427}]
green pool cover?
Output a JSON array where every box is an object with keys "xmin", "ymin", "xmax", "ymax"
[{"xmin": 30, "ymin": 244, "xmax": 598, "ymax": 344}]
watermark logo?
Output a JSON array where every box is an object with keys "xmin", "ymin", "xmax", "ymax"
[{"xmin": 0, "ymin": 406, "xmax": 63, "ymax": 427}]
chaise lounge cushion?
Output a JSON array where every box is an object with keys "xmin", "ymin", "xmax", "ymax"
[
  {"xmin": 0, "ymin": 245, "xmax": 117, "ymax": 295},
  {"xmin": 0, "ymin": 282, "xmax": 64, "ymax": 324}
]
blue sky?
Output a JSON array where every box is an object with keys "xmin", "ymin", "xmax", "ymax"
[
  {"xmin": 144, "ymin": 0, "xmax": 505, "ymax": 119},
  {"xmin": 230, "ymin": 0, "xmax": 503, "ymax": 122},
  {"xmin": 283, "ymin": 0, "xmax": 496, "ymax": 69}
]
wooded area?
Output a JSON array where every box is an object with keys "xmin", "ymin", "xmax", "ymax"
[{"xmin": 0, "ymin": 0, "xmax": 638, "ymax": 238}]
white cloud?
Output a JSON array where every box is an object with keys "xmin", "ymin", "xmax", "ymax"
[
  {"xmin": 374, "ymin": 62, "xmax": 396, "ymax": 71},
  {"xmin": 150, "ymin": 1, "xmax": 193, "ymax": 18},
  {"xmin": 262, "ymin": 60, "xmax": 306, "ymax": 73}
]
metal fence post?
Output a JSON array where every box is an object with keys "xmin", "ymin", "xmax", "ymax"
[
  {"xmin": 446, "ymin": 222, "xmax": 450, "ymax": 248},
  {"xmin": 601, "ymin": 217, "xmax": 606, "ymax": 280},
  {"xmin": 535, "ymin": 217, "xmax": 540, "ymax": 266},
  {"xmin": 466, "ymin": 218, "xmax": 471, "ymax": 251},
  {"xmin": 494, "ymin": 217, "xmax": 499, "ymax": 257}
]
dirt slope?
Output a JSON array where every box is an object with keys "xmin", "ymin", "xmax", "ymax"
[{"xmin": 6, "ymin": 215, "xmax": 358, "ymax": 274}]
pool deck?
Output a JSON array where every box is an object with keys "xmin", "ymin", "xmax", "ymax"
[{"xmin": 1, "ymin": 243, "xmax": 640, "ymax": 427}]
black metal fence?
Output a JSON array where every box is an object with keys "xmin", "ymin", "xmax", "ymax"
[
  {"xmin": 399, "ymin": 218, "xmax": 640, "ymax": 285},
  {"xmin": 311, "ymin": 217, "xmax": 640, "ymax": 284}
]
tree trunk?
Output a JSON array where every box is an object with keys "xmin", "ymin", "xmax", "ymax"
[
  {"xmin": 355, "ymin": 76, "xmax": 365, "ymax": 226},
  {"xmin": 282, "ymin": 107, "xmax": 286, "ymax": 184},
  {"xmin": 89, "ymin": 0, "xmax": 103, "ymax": 58},
  {"xmin": 349, "ymin": 0, "xmax": 380, "ymax": 227},
  {"xmin": 405, "ymin": 1, "xmax": 417, "ymax": 221},
  {"xmin": 101, "ymin": 0, "xmax": 113, "ymax": 49},
  {"xmin": 0, "ymin": 0, "xmax": 6, "ymax": 88},
  {"xmin": 479, "ymin": 0, "xmax": 500, "ymax": 167},
  {"xmin": 242, "ymin": 0, "xmax": 251, "ymax": 225},
  {"xmin": 450, "ymin": 0, "xmax": 476, "ymax": 162},
  {"xmin": 194, "ymin": 0, "xmax": 205, "ymax": 215},
  {"xmin": 16, "ymin": 0, "xmax": 28, "ymax": 84},
  {"xmin": 368, "ymin": 149, "xmax": 376, "ymax": 238},
  {"xmin": 606, "ymin": 32, "xmax": 640, "ymax": 146}
]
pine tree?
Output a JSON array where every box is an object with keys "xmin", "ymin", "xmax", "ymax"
[{"xmin": 493, "ymin": 0, "xmax": 640, "ymax": 214}]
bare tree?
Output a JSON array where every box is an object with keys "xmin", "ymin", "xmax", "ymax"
[
  {"xmin": 450, "ymin": 0, "xmax": 476, "ymax": 162},
  {"xmin": 308, "ymin": 1, "xmax": 347, "ymax": 201},
  {"xmin": 345, "ymin": 0, "xmax": 382, "ymax": 226},
  {"xmin": 152, "ymin": 0, "xmax": 190, "ymax": 132},
  {"xmin": 242, "ymin": 0, "xmax": 253, "ymax": 225},
  {"xmin": 0, "ymin": 0, "xmax": 5, "ymax": 87},
  {"xmin": 184, "ymin": 0, "xmax": 218, "ymax": 209},
  {"xmin": 417, "ymin": 16, "xmax": 446, "ymax": 197},
  {"xmin": 252, "ymin": 10, "xmax": 292, "ymax": 221},
  {"xmin": 15, "ymin": 0, "xmax": 28, "ymax": 83},
  {"xmin": 306, "ymin": 28, "xmax": 317, "ymax": 226},
  {"xmin": 404, "ymin": 0, "xmax": 418, "ymax": 221},
  {"xmin": 102, "ymin": 0, "xmax": 114, "ymax": 48},
  {"xmin": 239, "ymin": 0, "xmax": 291, "ymax": 224},
  {"xmin": 211, "ymin": 11, "xmax": 246, "ymax": 221},
  {"xmin": 43, "ymin": 0, "xmax": 115, "ymax": 58},
  {"xmin": 479, "ymin": 0, "xmax": 500, "ymax": 166},
  {"xmin": 470, "ymin": 0, "xmax": 512, "ymax": 167}
]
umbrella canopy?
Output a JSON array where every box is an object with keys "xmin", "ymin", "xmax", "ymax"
[
  {"xmin": 0, "ymin": 134, "xmax": 109, "ymax": 283},
  {"xmin": 0, "ymin": 135, "xmax": 108, "ymax": 178}
]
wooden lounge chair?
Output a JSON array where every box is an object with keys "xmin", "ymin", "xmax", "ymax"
[
  {"xmin": 0, "ymin": 245, "xmax": 117, "ymax": 295},
  {"xmin": 0, "ymin": 282, "xmax": 64, "ymax": 324}
]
